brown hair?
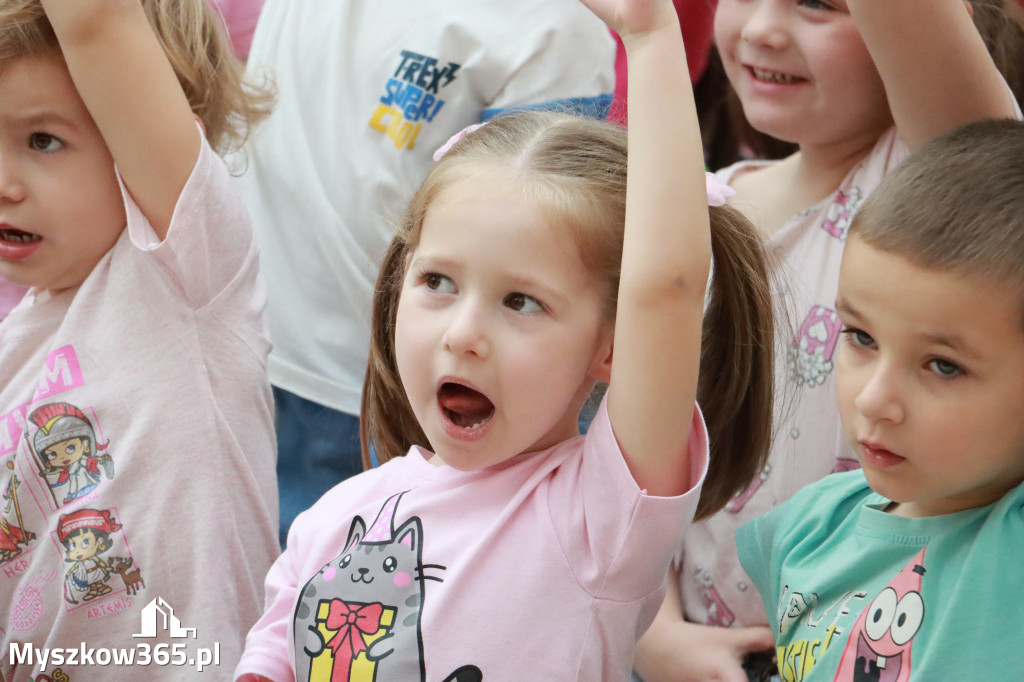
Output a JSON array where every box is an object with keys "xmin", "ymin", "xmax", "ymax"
[
  {"xmin": 0, "ymin": 0, "xmax": 272, "ymax": 154},
  {"xmin": 850, "ymin": 117, "xmax": 1024, "ymax": 303},
  {"xmin": 361, "ymin": 110, "xmax": 777, "ymax": 520},
  {"xmin": 972, "ymin": 0, "xmax": 1024, "ymax": 108}
]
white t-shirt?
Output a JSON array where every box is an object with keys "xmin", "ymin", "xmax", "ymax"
[
  {"xmin": 237, "ymin": 0, "xmax": 617, "ymax": 414},
  {"xmin": 237, "ymin": 399, "xmax": 709, "ymax": 681},
  {"xmin": 0, "ymin": 138, "xmax": 279, "ymax": 681}
]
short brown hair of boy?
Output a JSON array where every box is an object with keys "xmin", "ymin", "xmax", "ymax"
[
  {"xmin": 850, "ymin": 118, "xmax": 1024, "ymax": 310},
  {"xmin": 360, "ymin": 110, "xmax": 778, "ymax": 520},
  {"xmin": 0, "ymin": 0, "xmax": 272, "ymax": 154}
]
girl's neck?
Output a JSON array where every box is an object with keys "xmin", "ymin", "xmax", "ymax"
[{"xmin": 792, "ymin": 129, "xmax": 885, "ymax": 202}]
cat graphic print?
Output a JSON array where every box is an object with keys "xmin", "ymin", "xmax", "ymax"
[{"xmin": 292, "ymin": 492, "xmax": 482, "ymax": 681}]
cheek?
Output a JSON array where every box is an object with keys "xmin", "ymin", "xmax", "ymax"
[
  {"xmin": 712, "ymin": 1, "xmax": 741, "ymax": 47},
  {"xmin": 393, "ymin": 571, "xmax": 412, "ymax": 588}
]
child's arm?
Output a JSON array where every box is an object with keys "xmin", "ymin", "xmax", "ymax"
[
  {"xmin": 634, "ymin": 575, "xmax": 775, "ymax": 682},
  {"xmin": 579, "ymin": 0, "xmax": 709, "ymax": 497},
  {"xmin": 40, "ymin": 0, "xmax": 199, "ymax": 239},
  {"xmin": 851, "ymin": 0, "xmax": 1017, "ymax": 149}
]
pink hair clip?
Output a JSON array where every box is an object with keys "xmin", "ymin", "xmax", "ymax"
[
  {"xmin": 432, "ymin": 123, "xmax": 486, "ymax": 162},
  {"xmin": 705, "ymin": 172, "xmax": 736, "ymax": 207}
]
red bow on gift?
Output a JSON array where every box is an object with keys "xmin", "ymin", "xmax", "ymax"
[{"xmin": 323, "ymin": 599, "xmax": 385, "ymax": 681}]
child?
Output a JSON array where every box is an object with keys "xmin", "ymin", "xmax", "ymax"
[
  {"xmin": 634, "ymin": 2, "xmax": 1024, "ymax": 679},
  {"xmin": 0, "ymin": 0, "xmax": 278, "ymax": 679},
  {"xmin": 237, "ymin": 0, "xmax": 618, "ymax": 548},
  {"xmin": 738, "ymin": 116, "xmax": 1024, "ymax": 680},
  {"xmin": 234, "ymin": 0, "xmax": 777, "ymax": 679}
]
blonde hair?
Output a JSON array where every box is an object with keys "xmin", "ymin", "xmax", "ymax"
[
  {"xmin": 851, "ymin": 118, "xmax": 1024, "ymax": 313},
  {"xmin": 361, "ymin": 111, "xmax": 778, "ymax": 519},
  {"xmin": 0, "ymin": 0, "xmax": 272, "ymax": 154}
]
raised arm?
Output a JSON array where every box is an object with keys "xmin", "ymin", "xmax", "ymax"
[
  {"xmin": 579, "ymin": 0, "xmax": 710, "ymax": 497},
  {"xmin": 850, "ymin": 0, "xmax": 1018, "ymax": 150},
  {"xmin": 40, "ymin": 0, "xmax": 199, "ymax": 239}
]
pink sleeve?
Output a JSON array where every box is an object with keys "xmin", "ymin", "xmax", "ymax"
[
  {"xmin": 552, "ymin": 397, "xmax": 709, "ymax": 601},
  {"xmin": 234, "ymin": 545, "xmax": 302, "ymax": 682}
]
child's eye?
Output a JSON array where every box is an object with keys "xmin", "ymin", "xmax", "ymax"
[
  {"xmin": 928, "ymin": 358, "xmax": 964, "ymax": 378},
  {"xmin": 504, "ymin": 292, "xmax": 543, "ymax": 313},
  {"xmin": 799, "ymin": 0, "xmax": 834, "ymax": 10},
  {"xmin": 29, "ymin": 132, "xmax": 64, "ymax": 153},
  {"xmin": 841, "ymin": 327, "xmax": 875, "ymax": 348},
  {"xmin": 423, "ymin": 273, "xmax": 455, "ymax": 293}
]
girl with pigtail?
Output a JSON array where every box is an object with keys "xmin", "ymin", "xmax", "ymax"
[{"xmin": 237, "ymin": 0, "xmax": 776, "ymax": 678}]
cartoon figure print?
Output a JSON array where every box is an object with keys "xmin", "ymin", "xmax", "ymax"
[
  {"xmin": 789, "ymin": 306, "xmax": 843, "ymax": 388},
  {"xmin": 694, "ymin": 565, "xmax": 736, "ymax": 628},
  {"xmin": 820, "ymin": 188, "xmax": 864, "ymax": 242},
  {"xmin": 834, "ymin": 548, "xmax": 926, "ymax": 682},
  {"xmin": 28, "ymin": 402, "xmax": 114, "ymax": 506},
  {"xmin": 57, "ymin": 508, "xmax": 142, "ymax": 605},
  {"xmin": 1, "ymin": 461, "xmax": 36, "ymax": 563},
  {"xmin": 293, "ymin": 492, "xmax": 481, "ymax": 682}
]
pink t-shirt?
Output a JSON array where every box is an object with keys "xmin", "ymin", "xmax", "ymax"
[
  {"xmin": 237, "ymin": 399, "xmax": 709, "ymax": 681},
  {"xmin": 0, "ymin": 276, "xmax": 27, "ymax": 322},
  {"xmin": 0, "ymin": 137, "xmax": 279, "ymax": 681},
  {"xmin": 677, "ymin": 127, "xmax": 909, "ymax": 629}
]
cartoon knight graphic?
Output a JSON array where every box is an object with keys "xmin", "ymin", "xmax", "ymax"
[
  {"xmin": 28, "ymin": 402, "xmax": 114, "ymax": 506},
  {"xmin": 834, "ymin": 548, "xmax": 927, "ymax": 681}
]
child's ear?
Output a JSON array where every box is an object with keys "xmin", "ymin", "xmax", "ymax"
[
  {"xmin": 963, "ymin": 1, "xmax": 974, "ymax": 18},
  {"xmin": 590, "ymin": 337, "xmax": 613, "ymax": 384}
]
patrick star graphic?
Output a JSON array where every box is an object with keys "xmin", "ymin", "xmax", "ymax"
[{"xmin": 834, "ymin": 548, "xmax": 927, "ymax": 682}]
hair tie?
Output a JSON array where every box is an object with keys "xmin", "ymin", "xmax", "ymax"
[
  {"xmin": 705, "ymin": 172, "xmax": 736, "ymax": 207},
  {"xmin": 433, "ymin": 123, "xmax": 486, "ymax": 162}
]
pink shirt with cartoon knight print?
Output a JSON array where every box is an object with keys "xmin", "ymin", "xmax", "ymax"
[{"xmin": 0, "ymin": 138, "xmax": 279, "ymax": 681}]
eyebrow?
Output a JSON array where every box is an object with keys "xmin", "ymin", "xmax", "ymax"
[
  {"xmin": 10, "ymin": 110, "xmax": 79, "ymax": 133},
  {"xmin": 835, "ymin": 297, "xmax": 981, "ymax": 360}
]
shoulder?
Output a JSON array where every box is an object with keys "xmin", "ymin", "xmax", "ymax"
[{"xmin": 746, "ymin": 470, "xmax": 873, "ymax": 544}]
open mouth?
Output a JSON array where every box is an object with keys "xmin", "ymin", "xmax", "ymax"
[
  {"xmin": 750, "ymin": 67, "xmax": 803, "ymax": 85},
  {"xmin": 438, "ymin": 382, "xmax": 494, "ymax": 431},
  {"xmin": 855, "ymin": 633, "xmax": 903, "ymax": 682},
  {"xmin": 0, "ymin": 227, "xmax": 42, "ymax": 244}
]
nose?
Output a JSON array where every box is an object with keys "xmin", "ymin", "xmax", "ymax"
[
  {"xmin": 442, "ymin": 299, "xmax": 491, "ymax": 358},
  {"xmin": 853, "ymin": 362, "xmax": 905, "ymax": 425},
  {"xmin": 740, "ymin": 0, "xmax": 791, "ymax": 51},
  {"xmin": 0, "ymin": 150, "xmax": 26, "ymax": 203}
]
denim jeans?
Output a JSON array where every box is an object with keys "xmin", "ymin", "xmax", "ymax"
[{"xmin": 273, "ymin": 386, "xmax": 364, "ymax": 548}]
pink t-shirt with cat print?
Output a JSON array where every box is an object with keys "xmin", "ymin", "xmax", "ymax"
[{"xmin": 237, "ymin": 398, "xmax": 708, "ymax": 682}]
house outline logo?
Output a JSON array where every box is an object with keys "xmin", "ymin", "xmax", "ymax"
[{"xmin": 133, "ymin": 597, "xmax": 197, "ymax": 639}]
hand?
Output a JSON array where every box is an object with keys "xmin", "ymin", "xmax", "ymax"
[
  {"xmin": 634, "ymin": 620, "xmax": 775, "ymax": 682},
  {"xmin": 576, "ymin": 0, "xmax": 679, "ymax": 44}
]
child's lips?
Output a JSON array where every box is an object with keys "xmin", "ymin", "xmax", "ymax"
[
  {"xmin": 0, "ymin": 224, "xmax": 42, "ymax": 260},
  {"xmin": 745, "ymin": 65, "xmax": 806, "ymax": 86},
  {"xmin": 859, "ymin": 440, "xmax": 905, "ymax": 468}
]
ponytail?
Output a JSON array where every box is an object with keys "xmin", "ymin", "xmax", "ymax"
[
  {"xmin": 360, "ymin": 231, "xmax": 429, "ymax": 471},
  {"xmin": 694, "ymin": 206, "xmax": 777, "ymax": 520}
]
